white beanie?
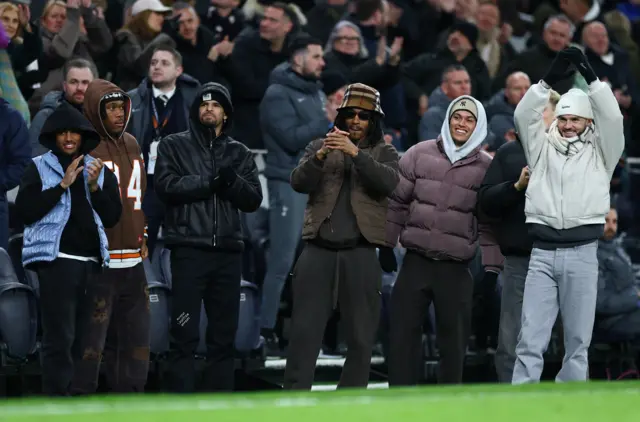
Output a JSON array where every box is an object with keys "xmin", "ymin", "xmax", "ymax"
[{"xmin": 555, "ymin": 88, "xmax": 594, "ymax": 119}]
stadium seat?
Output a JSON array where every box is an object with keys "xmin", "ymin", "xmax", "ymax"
[
  {"xmin": 144, "ymin": 258, "xmax": 171, "ymax": 357},
  {"xmin": 7, "ymin": 234, "xmax": 25, "ymax": 284},
  {"xmin": 0, "ymin": 248, "xmax": 38, "ymax": 365}
]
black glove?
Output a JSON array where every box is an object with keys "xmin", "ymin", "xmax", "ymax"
[
  {"xmin": 210, "ymin": 175, "xmax": 223, "ymax": 192},
  {"xmin": 542, "ymin": 53, "xmax": 574, "ymax": 86},
  {"xmin": 482, "ymin": 270, "xmax": 499, "ymax": 287},
  {"xmin": 560, "ymin": 46, "xmax": 597, "ymax": 84},
  {"xmin": 218, "ymin": 166, "xmax": 237, "ymax": 188},
  {"xmin": 378, "ymin": 247, "xmax": 398, "ymax": 273}
]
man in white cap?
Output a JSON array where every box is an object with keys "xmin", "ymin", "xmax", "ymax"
[{"xmin": 512, "ymin": 46, "xmax": 625, "ymax": 384}]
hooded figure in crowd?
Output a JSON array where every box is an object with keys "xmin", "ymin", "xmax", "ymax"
[
  {"xmin": 511, "ymin": 47, "xmax": 625, "ymax": 384},
  {"xmin": 16, "ymin": 103, "xmax": 121, "ymax": 396},
  {"xmin": 385, "ymin": 94, "xmax": 503, "ymax": 386},
  {"xmin": 69, "ymin": 79, "xmax": 150, "ymax": 394},
  {"xmin": 155, "ymin": 82, "xmax": 263, "ymax": 393}
]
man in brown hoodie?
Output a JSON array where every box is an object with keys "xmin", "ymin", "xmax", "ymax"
[{"xmin": 70, "ymin": 79, "xmax": 150, "ymax": 394}]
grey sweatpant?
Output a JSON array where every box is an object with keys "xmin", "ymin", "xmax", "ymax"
[
  {"xmin": 512, "ymin": 242, "xmax": 598, "ymax": 384},
  {"xmin": 494, "ymin": 255, "xmax": 529, "ymax": 383}
]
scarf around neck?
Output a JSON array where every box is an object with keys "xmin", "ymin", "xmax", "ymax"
[{"xmin": 547, "ymin": 120, "xmax": 596, "ymax": 156}]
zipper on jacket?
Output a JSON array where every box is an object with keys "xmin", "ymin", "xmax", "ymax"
[
  {"xmin": 209, "ymin": 136, "xmax": 218, "ymax": 247},
  {"xmin": 327, "ymin": 212, "xmax": 334, "ymax": 233}
]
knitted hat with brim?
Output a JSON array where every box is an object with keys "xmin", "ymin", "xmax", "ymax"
[{"xmin": 337, "ymin": 83, "xmax": 385, "ymax": 117}]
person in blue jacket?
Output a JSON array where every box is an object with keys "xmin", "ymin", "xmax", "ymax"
[
  {"xmin": 15, "ymin": 102, "xmax": 122, "ymax": 396},
  {"xmin": 0, "ymin": 96, "xmax": 31, "ymax": 250}
]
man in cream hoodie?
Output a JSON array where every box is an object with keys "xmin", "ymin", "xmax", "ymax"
[{"xmin": 512, "ymin": 47, "xmax": 625, "ymax": 384}]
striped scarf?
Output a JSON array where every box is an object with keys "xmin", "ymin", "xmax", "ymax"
[{"xmin": 0, "ymin": 49, "xmax": 30, "ymax": 125}]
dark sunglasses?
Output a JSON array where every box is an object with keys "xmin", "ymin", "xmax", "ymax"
[{"xmin": 342, "ymin": 109, "xmax": 372, "ymax": 121}]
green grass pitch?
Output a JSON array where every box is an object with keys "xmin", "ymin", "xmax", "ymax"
[{"xmin": 1, "ymin": 382, "xmax": 638, "ymax": 422}]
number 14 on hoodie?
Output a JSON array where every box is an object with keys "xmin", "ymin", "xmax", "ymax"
[{"xmin": 103, "ymin": 160, "xmax": 143, "ymax": 211}]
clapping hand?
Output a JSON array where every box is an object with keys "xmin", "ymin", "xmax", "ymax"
[
  {"xmin": 86, "ymin": 158, "xmax": 104, "ymax": 191},
  {"xmin": 324, "ymin": 128, "xmax": 358, "ymax": 157},
  {"xmin": 60, "ymin": 155, "xmax": 84, "ymax": 189}
]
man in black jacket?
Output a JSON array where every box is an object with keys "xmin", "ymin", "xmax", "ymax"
[
  {"xmin": 476, "ymin": 137, "xmax": 531, "ymax": 383},
  {"xmin": 155, "ymin": 82, "xmax": 263, "ymax": 393}
]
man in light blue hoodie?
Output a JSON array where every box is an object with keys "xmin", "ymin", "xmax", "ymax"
[{"xmin": 512, "ymin": 46, "xmax": 625, "ymax": 384}]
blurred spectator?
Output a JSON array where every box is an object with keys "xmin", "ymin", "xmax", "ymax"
[
  {"xmin": 559, "ymin": 0, "xmax": 605, "ymax": 43},
  {"xmin": 323, "ymin": 21, "xmax": 401, "ymax": 96},
  {"xmin": 0, "ymin": 96, "xmax": 30, "ymax": 250},
  {"xmin": 348, "ymin": 0, "xmax": 407, "ymax": 143},
  {"xmin": 167, "ymin": 2, "xmax": 230, "ymax": 86},
  {"xmin": 484, "ymin": 71, "xmax": 530, "ymax": 151},
  {"xmin": 386, "ymin": 95, "xmax": 502, "ymax": 386},
  {"xmin": 30, "ymin": 0, "xmax": 112, "ymax": 114},
  {"xmin": 228, "ymin": 2, "xmax": 296, "ymax": 149},
  {"xmin": 258, "ymin": 34, "xmax": 333, "ymax": 356},
  {"xmin": 603, "ymin": 9, "xmax": 640, "ymax": 85},
  {"xmin": 0, "ymin": 2, "xmax": 43, "ymax": 104},
  {"xmin": 200, "ymin": 0, "xmax": 245, "ymax": 42},
  {"xmin": 0, "ymin": 19, "xmax": 30, "ymax": 123},
  {"xmin": 475, "ymin": 0, "xmax": 514, "ymax": 79},
  {"xmin": 494, "ymin": 14, "xmax": 576, "ymax": 94},
  {"xmin": 595, "ymin": 206, "xmax": 640, "ymax": 338},
  {"xmin": 321, "ymin": 69, "xmax": 348, "ymax": 104},
  {"xmin": 29, "ymin": 58, "xmax": 97, "ymax": 157},
  {"xmin": 403, "ymin": 20, "xmax": 491, "ymax": 124},
  {"xmin": 285, "ymin": 83, "xmax": 399, "ymax": 389},
  {"xmin": 115, "ymin": 0, "xmax": 175, "ymax": 91},
  {"xmin": 418, "ymin": 64, "xmax": 472, "ymax": 142},
  {"xmin": 127, "ymin": 46, "xmax": 200, "ymax": 256},
  {"xmin": 581, "ymin": 21, "xmax": 638, "ymax": 148},
  {"xmin": 304, "ymin": 0, "xmax": 348, "ymax": 45}
]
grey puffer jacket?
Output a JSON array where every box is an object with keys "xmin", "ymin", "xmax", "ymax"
[{"xmin": 259, "ymin": 63, "xmax": 332, "ymax": 182}]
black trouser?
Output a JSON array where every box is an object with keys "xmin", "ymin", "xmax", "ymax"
[
  {"xmin": 166, "ymin": 246, "xmax": 242, "ymax": 393},
  {"xmin": 283, "ymin": 242, "xmax": 381, "ymax": 390},
  {"xmin": 37, "ymin": 258, "xmax": 101, "ymax": 396},
  {"xmin": 388, "ymin": 251, "xmax": 474, "ymax": 386},
  {"xmin": 69, "ymin": 263, "xmax": 150, "ymax": 394}
]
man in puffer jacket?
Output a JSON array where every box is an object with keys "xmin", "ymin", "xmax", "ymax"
[
  {"xmin": 512, "ymin": 47, "xmax": 625, "ymax": 384},
  {"xmin": 384, "ymin": 94, "xmax": 503, "ymax": 386}
]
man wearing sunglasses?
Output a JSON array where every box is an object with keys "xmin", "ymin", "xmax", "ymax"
[{"xmin": 284, "ymin": 83, "xmax": 400, "ymax": 389}]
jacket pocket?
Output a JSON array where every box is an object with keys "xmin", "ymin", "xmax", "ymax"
[{"xmin": 178, "ymin": 204, "xmax": 190, "ymax": 226}]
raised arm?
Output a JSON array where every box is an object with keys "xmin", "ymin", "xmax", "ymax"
[
  {"xmin": 561, "ymin": 46, "xmax": 625, "ymax": 177},
  {"xmin": 290, "ymin": 139, "xmax": 326, "ymax": 194},
  {"xmin": 588, "ymin": 80, "xmax": 625, "ymax": 177},
  {"xmin": 516, "ymin": 52, "xmax": 574, "ymax": 168},
  {"xmin": 513, "ymin": 82, "xmax": 550, "ymax": 169}
]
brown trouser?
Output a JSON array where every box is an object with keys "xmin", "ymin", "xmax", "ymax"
[{"xmin": 70, "ymin": 263, "xmax": 150, "ymax": 394}]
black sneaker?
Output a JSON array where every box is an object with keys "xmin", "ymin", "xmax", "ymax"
[{"xmin": 261, "ymin": 329, "xmax": 284, "ymax": 359}]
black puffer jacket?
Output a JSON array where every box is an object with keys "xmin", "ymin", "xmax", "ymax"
[{"xmin": 154, "ymin": 83, "xmax": 263, "ymax": 251}]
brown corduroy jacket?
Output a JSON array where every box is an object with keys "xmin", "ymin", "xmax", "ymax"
[{"xmin": 291, "ymin": 135, "xmax": 400, "ymax": 247}]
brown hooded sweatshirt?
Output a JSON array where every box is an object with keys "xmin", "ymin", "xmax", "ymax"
[{"xmin": 84, "ymin": 79, "xmax": 148, "ymax": 269}]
